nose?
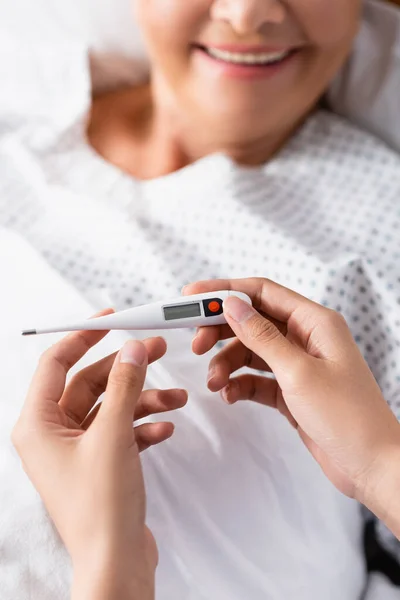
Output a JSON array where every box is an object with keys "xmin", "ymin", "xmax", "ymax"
[{"xmin": 211, "ymin": 0, "xmax": 286, "ymax": 36}]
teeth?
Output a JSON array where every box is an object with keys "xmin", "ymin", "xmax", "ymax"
[{"xmin": 205, "ymin": 48, "xmax": 290, "ymax": 65}]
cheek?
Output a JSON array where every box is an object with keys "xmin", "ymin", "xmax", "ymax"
[
  {"xmin": 296, "ymin": 0, "xmax": 361, "ymax": 49},
  {"xmin": 136, "ymin": 0, "xmax": 208, "ymax": 58},
  {"xmin": 293, "ymin": 0, "xmax": 361, "ymax": 95}
]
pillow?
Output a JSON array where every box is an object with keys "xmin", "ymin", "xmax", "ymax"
[
  {"xmin": 327, "ymin": 0, "xmax": 400, "ymax": 152},
  {"xmin": 0, "ymin": 0, "xmax": 149, "ymax": 89},
  {"xmin": 0, "ymin": 0, "xmax": 399, "ymax": 150}
]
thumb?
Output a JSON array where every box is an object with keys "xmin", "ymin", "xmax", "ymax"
[
  {"xmin": 223, "ymin": 296, "xmax": 300, "ymax": 376},
  {"xmin": 97, "ymin": 340, "xmax": 148, "ymax": 433}
]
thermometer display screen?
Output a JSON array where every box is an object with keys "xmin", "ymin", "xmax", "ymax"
[{"xmin": 163, "ymin": 302, "xmax": 201, "ymax": 321}]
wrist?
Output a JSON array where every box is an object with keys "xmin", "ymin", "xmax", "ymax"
[
  {"xmin": 72, "ymin": 563, "xmax": 155, "ymax": 600},
  {"xmin": 71, "ymin": 544, "xmax": 155, "ymax": 600},
  {"xmin": 357, "ymin": 438, "xmax": 400, "ymax": 539}
]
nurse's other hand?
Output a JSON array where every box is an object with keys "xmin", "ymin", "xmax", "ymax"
[
  {"xmin": 184, "ymin": 279, "xmax": 400, "ymax": 536},
  {"xmin": 12, "ymin": 310, "xmax": 188, "ymax": 600}
]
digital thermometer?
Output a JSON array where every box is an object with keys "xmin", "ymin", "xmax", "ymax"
[{"xmin": 22, "ymin": 291, "xmax": 252, "ymax": 336}]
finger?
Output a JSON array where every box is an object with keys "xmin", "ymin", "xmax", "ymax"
[
  {"xmin": 187, "ymin": 279, "xmax": 349, "ymax": 361},
  {"xmin": 96, "ymin": 340, "xmax": 148, "ymax": 435},
  {"xmin": 207, "ymin": 338, "xmax": 271, "ymax": 392},
  {"xmin": 81, "ymin": 403, "xmax": 101, "ymax": 430},
  {"xmin": 192, "ymin": 318, "xmax": 288, "ymax": 356},
  {"xmin": 190, "ymin": 289, "xmax": 287, "ymax": 357},
  {"xmin": 134, "ymin": 388, "xmax": 188, "ymax": 421},
  {"xmin": 192, "ymin": 325, "xmax": 226, "ymax": 355},
  {"xmin": 221, "ymin": 374, "xmax": 297, "ymax": 428},
  {"xmin": 60, "ymin": 352, "xmax": 117, "ymax": 425},
  {"xmin": 136, "ymin": 422, "xmax": 175, "ymax": 452},
  {"xmin": 222, "ymin": 296, "xmax": 301, "ymax": 378},
  {"xmin": 26, "ymin": 308, "xmax": 115, "ymax": 409},
  {"xmin": 59, "ymin": 337, "xmax": 167, "ymax": 425},
  {"xmin": 193, "ymin": 315, "xmax": 288, "ymax": 356},
  {"xmin": 183, "ymin": 278, "xmax": 322, "ymax": 323},
  {"xmin": 221, "ymin": 374, "xmax": 278, "ymax": 406},
  {"xmin": 81, "ymin": 388, "xmax": 187, "ymax": 430}
]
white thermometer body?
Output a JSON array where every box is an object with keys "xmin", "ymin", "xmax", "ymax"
[{"xmin": 22, "ymin": 291, "xmax": 252, "ymax": 336}]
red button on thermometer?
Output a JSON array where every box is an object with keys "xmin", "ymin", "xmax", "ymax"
[{"xmin": 22, "ymin": 291, "xmax": 252, "ymax": 336}]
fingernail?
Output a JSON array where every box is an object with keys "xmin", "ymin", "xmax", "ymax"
[
  {"xmin": 120, "ymin": 340, "xmax": 146, "ymax": 366},
  {"xmin": 222, "ymin": 381, "xmax": 238, "ymax": 404},
  {"xmin": 221, "ymin": 385, "xmax": 230, "ymax": 403},
  {"xmin": 223, "ymin": 296, "xmax": 254, "ymax": 324},
  {"xmin": 207, "ymin": 366, "xmax": 216, "ymax": 385},
  {"xmin": 221, "ymin": 384, "xmax": 236, "ymax": 404},
  {"xmin": 181, "ymin": 284, "xmax": 189, "ymax": 294}
]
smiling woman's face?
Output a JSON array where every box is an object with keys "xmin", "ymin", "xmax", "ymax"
[{"xmin": 136, "ymin": 0, "xmax": 362, "ymax": 148}]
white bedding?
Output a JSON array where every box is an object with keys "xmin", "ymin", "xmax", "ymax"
[
  {"xmin": 1, "ymin": 226, "xmax": 399, "ymax": 597},
  {"xmin": 0, "ymin": 234, "xmax": 367, "ymax": 599}
]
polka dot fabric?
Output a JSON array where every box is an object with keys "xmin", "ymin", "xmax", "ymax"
[{"xmin": 1, "ymin": 57, "xmax": 400, "ymax": 559}]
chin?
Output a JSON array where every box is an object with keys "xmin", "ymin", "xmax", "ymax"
[{"xmin": 196, "ymin": 101, "xmax": 272, "ymax": 137}]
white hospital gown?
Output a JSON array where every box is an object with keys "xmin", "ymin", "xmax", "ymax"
[{"xmin": 1, "ymin": 42, "xmax": 400, "ymax": 598}]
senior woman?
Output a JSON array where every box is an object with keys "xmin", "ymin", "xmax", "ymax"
[
  {"xmin": 2, "ymin": 0, "xmax": 400, "ymax": 599},
  {"xmin": 89, "ymin": 0, "xmax": 362, "ymax": 175}
]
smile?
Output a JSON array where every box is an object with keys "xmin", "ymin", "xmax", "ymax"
[
  {"xmin": 203, "ymin": 47, "xmax": 292, "ymax": 66},
  {"xmin": 193, "ymin": 43, "xmax": 301, "ymax": 81}
]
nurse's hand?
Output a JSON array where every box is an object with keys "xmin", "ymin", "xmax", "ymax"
[
  {"xmin": 12, "ymin": 310, "xmax": 188, "ymax": 600},
  {"xmin": 184, "ymin": 279, "xmax": 400, "ymax": 538}
]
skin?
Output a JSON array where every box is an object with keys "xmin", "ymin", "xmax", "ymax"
[{"xmin": 88, "ymin": 0, "xmax": 362, "ymax": 178}]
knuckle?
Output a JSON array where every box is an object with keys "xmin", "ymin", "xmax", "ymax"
[
  {"xmin": 335, "ymin": 311, "xmax": 348, "ymax": 328},
  {"xmin": 38, "ymin": 348, "xmax": 51, "ymax": 367},
  {"xmin": 250, "ymin": 318, "xmax": 280, "ymax": 345},
  {"xmin": 74, "ymin": 331, "xmax": 92, "ymax": 354},
  {"xmin": 39, "ymin": 345, "xmax": 66, "ymax": 371},
  {"xmin": 244, "ymin": 376, "xmax": 257, "ymax": 401},
  {"xmin": 69, "ymin": 371, "xmax": 82, "ymax": 388},
  {"xmin": 284, "ymin": 356, "xmax": 312, "ymax": 390},
  {"xmin": 244, "ymin": 348, "xmax": 255, "ymax": 368},
  {"xmin": 111, "ymin": 367, "xmax": 140, "ymax": 389},
  {"xmin": 253, "ymin": 277, "xmax": 268, "ymax": 304},
  {"xmin": 10, "ymin": 425, "xmax": 20, "ymax": 450},
  {"xmin": 208, "ymin": 356, "xmax": 218, "ymax": 371},
  {"xmin": 323, "ymin": 308, "xmax": 347, "ymax": 330},
  {"xmin": 11, "ymin": 420, "xmax": 29, "ymax": 453},
  {"xmin": 41, "ymin": 343, "xmax": 58, "ymax": 362},
  {"xmin": 73, "ymin": 369, "xmax": 106, "ymax": 399},
  {"xmin": 249, "ymin": 276, "xmax": 266, "ymax": 287}
]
